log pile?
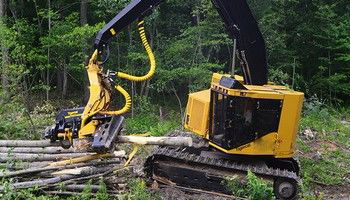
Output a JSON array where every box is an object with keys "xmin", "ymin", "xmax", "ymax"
[
  {"xmin": 0, "ymin": 141, "xmax": 127, "ymax": 197},
  {"xmin": 0, "ymin": 135, "xmax": 198, "ymax": 197}
]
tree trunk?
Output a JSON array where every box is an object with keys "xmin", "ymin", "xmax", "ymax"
[
  {"xmin": 171, "ymin": 82, "xmax": 183, "ymax": 122},
  {"xmin": 21, "ymin": 77, "xmax": 30, "ymax": 109},
  {"xmin": 20, "ymin": 0, "xmax": 24, "ymax": 17},
  {"xmin": 140, "ymin": 81, "xmax": 145, "ymax": 96},
  {"xmin": 80, "ymin": 0, "xmax": 88, "ymax": 25},
  {"xmin": 46, "ymin": 0, "xmax": 51, "ymax": 101},
  {"xmin": 1, "ymin": 49, "xmax": 9, "ymax": 99},
  {"xmin": 144, "ymin": 79, "xmax": 150, "ymax": 97},
  {"xmin": 81, "ymin": 0, "xmax": 89, "ymax": 103},
  {"xmin": 62, "ymin": 63, "xmax": 67, "ymax": 98},
  {"xmin": 131, "ymin": 81, "xmax": 134, "ymax": 117},
  {"xmin": 56, "ymin": 68, "xmax": 62, "ymax": 93},
  {"xmin": 0, "ymin": 0, "xmax": 9, "ymax": 100},
  {"xmin": 117, "ymin": 37, "xmax": 120, "ymax": 67}
]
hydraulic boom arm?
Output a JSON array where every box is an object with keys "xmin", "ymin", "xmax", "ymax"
[
  {"xmin": 94, "ymin": 0, "xmax": 268, "ymax": 85},
  {"xmin": 94, "ymin": 0, "xmax": 163, "ymax": 53}
]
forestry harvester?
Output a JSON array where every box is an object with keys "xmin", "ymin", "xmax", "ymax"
[{"xmin": 44, "ymin": 0, "xmax": 304, "ymax": 199}]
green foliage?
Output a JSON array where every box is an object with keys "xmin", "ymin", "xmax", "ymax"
[
  {"xmin": 0, "ymin": 19, "xmax": 36, "ymax": 98},
  {"xmin": 259, "ymin": 0, "xmax": 350, "ymax": 103},
  {"xmin": 301, "ymin": 98, "xmax": 350, "ymax": 148},
  {"xmin": 0, "ymin": 101, "xmax": 56, "ymax": 140},
  {"xmin": 0, "ymin": 0, "xmax": 349, "ymax": 104},
  {"xmin": 80, "ymin": 180, "xmax": 93, "ymax": 200},
  {"xmin": 300, "ymin": 182, "xmax": 324, "ymax": 200},
  {"xmin": 268, "ymin": 68, "xmax": 290, "ymax": 86},
  {"xmin": 0, "ymin": 179, "xmax": 110, "ymax": 200},
  {"xmin": 125, "ymin": 112, "xmax": 180, "ymax": 136},
  {"xmin": 95, "ymin": 180, "xmax": 110, "ymax": 200},
  {"xmin": 298, "ymin": 101, "xmax": 350, "ymax": 192},
  {"xmin": 41, "ymin": 12, "xmax": 104, "ymax": 84},
  {"xmin": 124, "ymin": 94, "xmax": 180, "ymax": 136},
  {"xmin": 0, "ymin": 179, "xmax": 59, "ymax": 200},
  {"xmin": 119, "ymin": 178, "xmax": 157, "ymax": 200},
  {"xmin": 0, "ymin": 102, "xmax": 35, "ymax": 139},
  {"xmin": 225, "ymin": 170, "xmax": 274, "ymax": 200},
  {"xmin": 300, "ymin": 154, "xmax": 348, "ymax": 187}
]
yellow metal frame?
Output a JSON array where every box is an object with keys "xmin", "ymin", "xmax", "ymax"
[
  {"xmin": 185, "ymin": 73, "xmax": 304, "ymax": 158},
  {"xmin": 73, "ymin": 20, "xmax": 156, "ymax": 140}
]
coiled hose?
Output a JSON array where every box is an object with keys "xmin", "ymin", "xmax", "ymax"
[
  {"xmin": 99, "ymin": 85, "xmax": 131, "ymax": 115},
  {"xmin": 98, "ymin": 20, "xmax": 154, "ymax": 116},
  {"xmin": 117, "ymin": 20, "xmax": 156, "ymax": 81}
]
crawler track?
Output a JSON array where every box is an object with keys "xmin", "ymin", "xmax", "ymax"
[{"xmin": 145, "ymin": 132, "xmax": 299, "ymax": 199}]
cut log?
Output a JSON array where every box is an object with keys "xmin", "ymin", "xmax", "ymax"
[
  {"xmin": 0, "ymin": 174, "xmax": 74, "ymax": 191},
  {"xmin": 0, "ymin": 160, "xmax": 121, "ymax": 178},
  {"xmin": 46, "ymin": 165, "xmax": 128, "ymax": 189},
  {"xmin": 0, "ymin": 140, "xmax": 60, "ymax": 147},
  {"xmin": 0, "ymin": 161, "xmax": 52, "ymax": 169},
  {"xmin": 0, "ymin": 147, "xmax": 80, "ymax": 154},
  {"xmin": 52, "ymin": 166, "xmax": 98, "ymax": 176},
  {"xmin": 53, "ymin": 184, "xmax": 102, "ymax": 192},
  {"xmin": 44, "ymin": 191, "xmax": 121, "ymax": 197},
  {"xmin": 117, "ymin": 136, "xmax": 193, "ymax": 147},
  {"xmin": 0, "ymin": 166, "xmax": 111, "ymax": 191},
  {"xmin": 0, "ymin": 152, "xmax": 95, "ymax": 162},
  {"xmin": 49, "ymin": 151, "xmax": 126, "ymax": 166},
  {"xmin": 0, "ymin": 136, "xmax": 205, "ymax": 149}
]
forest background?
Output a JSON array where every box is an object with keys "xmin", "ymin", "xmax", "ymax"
[
  {"xmin": 0, "ymin": 0, "xmax": 349, "ymax": 108},
  {"xmin": 0, "ymin": 0, "xmax": 349, "ymax": 199}
]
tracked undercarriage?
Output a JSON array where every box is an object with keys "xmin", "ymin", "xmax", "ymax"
[{"xmin": 145, "ymin": 132, "xmax": 299, "ymax": 200}]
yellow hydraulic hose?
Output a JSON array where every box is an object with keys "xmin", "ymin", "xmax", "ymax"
[
  {"xmin": 117, "ymin": 20, "xmax": 156, "ymax": 81},
  {"xmin": 99, "ymin": 85, "xmax": 131, "ymax": 115},
  {"xmin": 95, "ymin": 21, "xmax": 154, "ymax": 116}
]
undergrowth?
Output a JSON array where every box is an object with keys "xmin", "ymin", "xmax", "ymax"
[
  {"xmin": 298, "ymin": 97, "xmax": 350, "ymax": 196},
  {"xmin": 125, "ymin": 112, "xmax": 180, "ymax": 136},
  {"xmin": 119, "ymin": 178, "xmax": 158, "ymax": 200},
  {"xmin": 0, "ymin": 101, "xmax": 64, "ymax": 140},
  {"xmin": 224, "ymin": 170, "xmax": 274, "ymax": 200},
  {"xmin": 125, "ymin": 95, "xmax": 181, "ymax": 136},
  {"xmin": 0, "ymin": 179, "xmax": 110, "ymax": 200}
]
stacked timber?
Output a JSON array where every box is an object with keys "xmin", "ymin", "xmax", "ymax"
[
  {"xmin": 0, "ymin": 135, "xmax": 197, "ymax": 197},
  {"xmin": 0, "ymin": 140, "xmax": 127, "ymax": 197}
]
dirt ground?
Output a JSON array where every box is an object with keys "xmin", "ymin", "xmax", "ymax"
[
  {"xmin": 156, "ymin": 187, "xmax": 232, "ymax": 200},
  {"xmin": 303, "ymin": 140, "xmax": 350, "ymax": 200},
  {"xmin": 315, "ymin": 185, "xmax": 350, "ymax": 200}
]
